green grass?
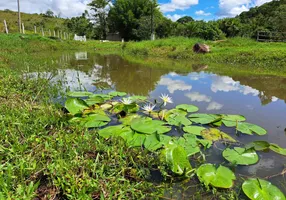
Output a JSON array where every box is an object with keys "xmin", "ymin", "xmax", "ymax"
[
  {"xmin": 121, "ymin": 37, "xmax": 286, "ymax": 71},
  {"xmin": 0, "ymin": 65, "xmax": 168, "ymax": 199},
  {"xmin": 0, "ymin": 10, "xmax": 68, "ymax": 33}
]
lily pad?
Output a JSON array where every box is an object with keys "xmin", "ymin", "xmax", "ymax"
[
  {"xmin": 245, "ymin": 141, "xmax": 270, "ymax": 151},
  {"xmin": 67, "ymin": 91, "xmax": 93, "ymax": 97},
  {"xmin": 175, "ymin": 134, "xmax": 200, "ymax": 156},
  {"xmin": 131, "ymin": 118, "xmax": 171, "ymax": 134},
  {"xmin": 164, "ymin": 109, "xmax": 187, "ymax": 121},
  {"xmin": 269, "ymin": 143, "xmax": 286, "ymax": 156},
  {"xmin": 237, "ymin": 122, "xmax": 267, "ymax": 136},
  {"xmin": 84, "ymin": 114, "xmax": 111, "ymax": 128},
  {"xmin": 109, "ymin": 91, "xmax": 127, "ymax": 97},
  {"xmin": 166, "ymin": 114, "xmax": 192, "ymax": 126},
  {"xmin": 161, "ymin": 142, "xmax": 193, "ymax": 176},
  {"xmin": 119, "ymin": 114, "xmax": 143, "ymax": 125},
  {"xmin": 85, "ymin": 96, "xmax": 105, "ymax": 106},
  {"xmin": 65, "ymin": 98, "xmax": 89, "ymax": 115},
  {"xmin": 176, "ymin": 104, "xmax": 199, "ymax": 113},
  {"xmin": 124, "ymin": 103, "xmax": 140, "ymax": 113},
  {"xmin": 129, "ymin": 96, "xmax": 147, "ymax": 101},
  {"xmin": 112, "ymin": 103, "xmax": 139, "ymax": 114},
  {"xmin": 223, "ymin": 147, "xmax": 259, "ymax": 165},
  {"xmin": 89, "ymin": 94, "xmax": 112, "ymax": 101},
  {"xmin": 242, "ymin": 178, "xmax": 285, "ymax": 200},
  {"xmin": 196, "ymin": 164, "xmax": 236, "ymax": 189},
  {"xmin": 144, "ymin": 133, "xmax": 171, "ymax": 151},
  {"xmin": 100, "ymin": 103, "xmax": 113, "ymax": 110},
  {"xmin": 98, "ymin": 125, "xmax": 130, "ymax": 138},
  {"xmin": 183, "ymin": 126, "xmax": 206, "ymax": 136},
  {"xmin": 222, "ymin": 120, "xmax": 237, "ymax": 127},
  {"xmin": 201, "ymin": 128, "xmax": 236, "ymax": 142},
  {"xmin": 221, "ymin": 114, "xmax": 246, "ymax": 122},
  {"xmin": 197, "ymin": 139, "xmax": 213, "ymax": 148},
  {"xmin": 189, "ymin": 114, "xmax": 221, "ymax": 125},
  {"xmin": 126, "ymin": 132, "xmax": 146, "ymax": 147}
]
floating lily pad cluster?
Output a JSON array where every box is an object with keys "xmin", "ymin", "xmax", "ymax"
[{"xmin": 64, "ymin": 91, "xmax": 286, "ymax": 199}]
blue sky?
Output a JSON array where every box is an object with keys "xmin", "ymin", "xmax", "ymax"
[
  {"xmin": 158, "ymin": 0, "xmax": 273, "ymax": 21},
  {"xmin": 0, "ymin": 0, "xmax": 273, "ymax": 19}
]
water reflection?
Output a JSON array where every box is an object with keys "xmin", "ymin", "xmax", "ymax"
[
  {"xmin": 75, "ymin": 52, "xmax": 88, "ymax": 60},
  {"xmin": 24, "ymin": 52, "xmax": 286, "ymax": 194}
]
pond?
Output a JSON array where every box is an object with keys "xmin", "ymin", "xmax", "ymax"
[{"xmin": 25, "ymin": 52, "xmax": 286, "ymax": 197}]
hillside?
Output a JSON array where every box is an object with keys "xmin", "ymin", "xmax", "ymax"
[
  {"xmin": 238, "ymin": 0, "xmax": 286, "ymax": 32},
  {"xmin": 0, "ymin": 9, "xmax": 69, "ymax": 34}
]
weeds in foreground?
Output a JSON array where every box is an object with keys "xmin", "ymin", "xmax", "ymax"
[{"xmin": 0, "ymin": 68, "xmax": 163, "ymax": 199}]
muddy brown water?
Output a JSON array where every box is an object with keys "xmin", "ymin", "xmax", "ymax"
[{"xmin": 25, "ymin": 52, "xmax": 286, "ymax": 196}]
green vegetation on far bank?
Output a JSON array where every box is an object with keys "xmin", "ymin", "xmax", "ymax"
[
  {"xmin": 121, "ymin": 37, "xmax": 286, "ymax": 69},
  {"xmin": 1, "ymin": 34, "xmax": 286, "ymax": 75}
]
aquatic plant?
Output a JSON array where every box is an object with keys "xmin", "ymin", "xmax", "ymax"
[
  {"xmin": 64, "ymin": 90, "xmax": 286, "ymax": 198},
  {"xmin": 160, "ymin": 94, "xmax": 173, "ymax": 106}
]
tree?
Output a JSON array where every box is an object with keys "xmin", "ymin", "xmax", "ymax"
[
  {"xmin": 108, "ymin": 0, "xmax": 159, "ymax": 41},
  {"xmin": 88, "ymin": 0, "xmax": 111, "ymax": 39},
  {"xmin": 66, "ymin": 11, "xmax": 95, "ymax": 38},
  {"xmin": 177, "ymin": 16, "xmax": 194, "ymax": 24},
  {"xmin": 45, "ymin": 9, "xmax": 54, "ymax": 17},
  {"xmin": 218, "ymin": 18, "xmax": 241, "ymax": 37}
]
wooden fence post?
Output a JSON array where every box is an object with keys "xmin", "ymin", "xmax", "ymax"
[
  {"xmin": 34, "ymin": 26, "xmax": 37, "ymax": 34},
  {"xmin": 42, "ymin": 28, "xmax": 44, "ymax": 36},
  {"xmin": 49, "ymin": 29, "xmax": 51, "ymax": 36},
  {"xmin": 3, "ymin": 20, "xmax": 8, "ymax": 34},
  {"xmin": 53, "ymin": 30, "xmax": 56, "ymax": 37},
  {"xmin": 22, "ymin": 23, "xmax": 25, "ymax": 34}
]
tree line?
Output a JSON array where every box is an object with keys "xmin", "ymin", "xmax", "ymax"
[{"xmin": 3, "ymin": 0, "xmax": 285, "ymax": 41}]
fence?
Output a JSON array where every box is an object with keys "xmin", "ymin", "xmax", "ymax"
[
  {"xmin": 1, "ymin": 19, "xmax": 84, "ymax": 41},
  {"xmin": 74, "ymin": 34, "xmax": 86, "ymax": 42},
  {"xmin": 257, "ymin": 31, "xmax": 286, "ymax": 42}
]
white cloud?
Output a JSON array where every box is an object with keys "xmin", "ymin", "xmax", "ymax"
[
  {"xmin": 166, "ymin": 14, "xmax": 185, "ymax": 22},
  {"xmin": 195, "ymin": 10, "xmax": 211, "ymax": 16},
  {"xmin": 185, "ymin": 92, "xmax": 211, "ymax": 102},
  {"xmin": 25, "ymin": 60, "xmax": 113, "ymax": 91},
  {"xmin": 169, "ymin": 72, "xmax": 179, "ymax": 77},
  {"xmin": 0, "ymin": 0, "xmax": 90, "ymax": 18},
  {"xmin": 255, "ymin": 0, "xmax": 273, "ymax": 6},
  {"xmin": 218, "ymin": 0, "xmax": 273, "ymax": 17},
  {"xmin": 272, "ymin": 96, "xmax": 279, "ymax": 102},
  {"xmin": 206, "ymin": 102, "xmax": 223, "ymax": 111},
  {"xmin": 158, "ymin": 77, "xmax": 192, "ymax": 94},
  {"xmin": 160, "ymin": 0, "xmax": 199, "ymax": 13},
  {"xmin": 211, "ymin": 76, "xmax": 259, "ymax": 96}
]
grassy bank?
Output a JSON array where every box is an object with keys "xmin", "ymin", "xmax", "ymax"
[
  {"xmin": 0, "ymin": 36, "xmax": 165, "ymax": 199},
  {"xmin": 2, "ymin": 34, "xmax": 286, "ymax": 74},
  {"xmin": 120, "ymin": 37, "xmax": 286, "ymax": 70}
]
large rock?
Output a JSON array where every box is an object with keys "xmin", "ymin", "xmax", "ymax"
[{"xmin": 193, "ymin": 43, "xmax": 210, "ymax": 53}]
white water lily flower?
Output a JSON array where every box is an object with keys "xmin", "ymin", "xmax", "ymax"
[
  {"xmin": 160, "ymin": 94, "xmax": 173, "ymax": 106},
  {"xmin": 142, "ymin": 104, "xmax": 156, "ymax": 113},
  {"xmin": 120, "ymin": 98, "xmax": 133, "ymax": 105}
]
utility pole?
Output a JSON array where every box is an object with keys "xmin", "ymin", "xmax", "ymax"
[
  {"xmin": 150, "ymin": 0, "xmax": 155, "ymax": 41},
  {"xmin": 17, "ymin": 0, "xmax": 22, "ymax": 33}
]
